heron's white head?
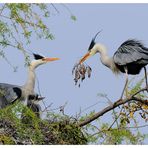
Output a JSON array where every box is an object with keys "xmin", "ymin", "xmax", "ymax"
[
  {"xmin": 79, "ymin": 46, "xmax": 97, "ymax": 64},
  {"xmin": 30, "ymin": 53, "xmax": 59, "ymax": 69},
  {"xmin": 79, "ymin": 31, "xmax": 105, "ymax": 64}
]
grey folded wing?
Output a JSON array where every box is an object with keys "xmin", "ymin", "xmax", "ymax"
[{"xmin": 0, "ymin": 83, "xmax": 22, "ymax": 107}]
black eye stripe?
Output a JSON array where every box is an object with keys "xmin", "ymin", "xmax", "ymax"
[{"xmin": 33, "ymin": 53, "xmax": 44, "ymax": 60}]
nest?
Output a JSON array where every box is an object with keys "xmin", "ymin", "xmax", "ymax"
[{"xmin": 72, "ymin": 63, "xmax": 92, "ymax": 87}]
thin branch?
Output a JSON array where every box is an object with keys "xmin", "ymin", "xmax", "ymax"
[
  {"xmin": 51, "ymin": 3, "xmax": 60, "ymax": 14},
  {"xmin": 0, "ymin": 4, "xmax": 6, "ymax": 16},
  {"xmin": 90, "ymin": 124, "xmax": 148, "ymax": 138},
  {"xmin": 108, "ymin": 107, "xmax": 123, "ymax": 131},
  {"xmin": 78, "ymin": 87, "xmax": 148, "ymax": 127},
  {"xmin": 0, "ymin": 14, "xmax": 46, "ymax": 29},
  {"xmin": 81, "ymin": 101, "xmax": 101, "ymax": 113},
  {"xmin": 42, "ymin": 103, "xmax": 53, "ymax": 112},
  {"xmin": 104, "ymin": 95, "xmax": 120, "ymax": 129},
  {"xmin": 0, "ymin": 41, "xmax": 17, "ymax": 48},
  {"xmin": 61, "ymin": 4, "xmax": 73, "ymax": 15}
]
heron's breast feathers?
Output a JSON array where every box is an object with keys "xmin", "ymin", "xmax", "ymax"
[{"xmin": 111, "ymin": 61, "xmax": 121, "ymax": 75}]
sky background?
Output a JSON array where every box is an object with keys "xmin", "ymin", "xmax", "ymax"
[{"xmin": 0, "ymin": 3, "xmax": 148, "ymax": 143}]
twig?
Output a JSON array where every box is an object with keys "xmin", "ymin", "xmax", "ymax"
[
  {"xmin": 51, "ymin": 3, "xmax": 60, "ymax": 14},
  {"xmin": 0, "ymin": 4, "xmax": 6, "ymax": 16},
  {"xmin": 0, "ymin": 14, "xmax": 46, "ymax": 30},
  {"xmin": 0, "ymin": 41, "xmax": 17, "ymax": 48},
  {"xmin": 78, "ymin": 87, "xmax": 148, "ymax": 127},
  {"xmin": 90, "ymin": 124, "xmax": 148, "ymax": 138},
  {"xmin": 61, "ymin": 4, "xmax": 73, "ymax": 15},
  {"xmin": 42, "ymin": 103, "xmax": 53, "ymax": 112},
  {"xmin": 108, "ymin": 107, "xmax": 123, "ymax": 131},
  {"xmin": 81, "ymin": 101, "xmax": 101, "ymax": 113},
  {"xmin": 59, "ymin": 101, "xmax": 68, "ymax": 115},
  {"xmin": 104, "ymin": 95, "xmax": 120, "ymax": 129}
]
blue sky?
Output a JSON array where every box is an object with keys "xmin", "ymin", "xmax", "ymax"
[{"xmin": 0, "ymin": 3, "xmax": 148, "ymax": 143}]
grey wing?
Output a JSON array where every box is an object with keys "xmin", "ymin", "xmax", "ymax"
[
  {"xmin": 0, "ymin": 83, "xmax": 22, "ymax": 104},
  {"xmin": 113, "ymin": 39, "xmax": 148, "ymax": 65}
]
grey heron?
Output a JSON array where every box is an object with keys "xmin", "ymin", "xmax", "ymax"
[
  {"xmin": 79, "ymin": 31, "xmax": 148, "ymax": 99},
  {"xmin": 0, "ymin": 53, "xmax": 59, "ymax": 109}
]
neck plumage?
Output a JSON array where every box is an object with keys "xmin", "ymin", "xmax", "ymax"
[
  {"xmin": 24, "ymin": 66, "xmax": 36, "ymax": 92},
  {"xmin": 94, "ymin": 44, "xmax": 120, "ymax": 74}
]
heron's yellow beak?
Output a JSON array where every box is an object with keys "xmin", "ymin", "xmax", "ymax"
[
  {"xmin": 79, "ymin": 52, "xmax": 91, "ymax": 64},
  {"xmin": 43, "ymin": 57, "xmax": 60, "ymax": 62}
]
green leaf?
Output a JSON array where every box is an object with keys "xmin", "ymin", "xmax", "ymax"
[{"xmin": 71, "ymin": 15, "xmax": 77, "ymax": 21}]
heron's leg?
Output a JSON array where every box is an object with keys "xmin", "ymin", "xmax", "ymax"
[
  {"xmin": 144, "ymin": 67, "xmax": 148, "ymax": 91},
  {"xmin": 120, "ymin": 68, "xmax": 128, "ymax": 100}
]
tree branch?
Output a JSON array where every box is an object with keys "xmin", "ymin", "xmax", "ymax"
[{"xmin": 78, "ymin": 87, "xmax": 148, "ymax": 127}]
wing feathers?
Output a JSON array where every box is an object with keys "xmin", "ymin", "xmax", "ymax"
[
  {"xmin": 113, "ymin": 39, "xmax": 148, "ymax": 65},
  {"xmin": 0, "ymin": 84, "xmax": 22, "ymax": 104}
]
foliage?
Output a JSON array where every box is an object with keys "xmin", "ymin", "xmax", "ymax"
[
  {"xmin": 0, "ymin": 3, "xmax": 147, "ymax": 145},
  {"xmin": 80, "ymin": 110, "xmax": 147, "ymax": 144},
  {"xmin": 122, "ymin": 77, "xmax": 148, "ymax": 122},
  {"xmin": 0, "ymin": 77, "xmax": 147, "ymax": 145},
  {"xmin": 0, "ymin": 4, "xmax": 52, "ymax": 66},
  {"xmin": 0, "ymin": 3, "xmax": 76, "ymax": 67},
  {"xmin": 0, "ymin": 102, "xmax": 87, "ymax": 145},
  {"xmin": 78, "ymin": 77, "xmax": 148, "ymax": 144}
]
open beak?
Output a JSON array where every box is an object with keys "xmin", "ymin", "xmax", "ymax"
[
  {"xmin": 79, "ymin": 52, "xmax": 91, "ymax": 64},
  {"xmin": 43, "ymin": 57, "xmax": 60, "ymax": 62}
]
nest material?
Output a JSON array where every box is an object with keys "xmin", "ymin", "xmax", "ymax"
[{"xmin": 72, "ymin": 63, "xmax": 92, "ymax": 87}]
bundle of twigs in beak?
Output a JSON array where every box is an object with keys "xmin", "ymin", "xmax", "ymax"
[{"xmin": 72, "ymin": 63, "xmax": 92, "ymax": 87}]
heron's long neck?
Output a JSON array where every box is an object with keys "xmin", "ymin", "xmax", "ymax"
[
  {"xmin": 95, "ymin": 44, "xmax": 120, "ymax": 74},
  {"xmin": 24, "ymin": 67, "xmax": 36, "ymax": 91},
  {"xmin": 94, "ymin": 44, "xmax": 112, "ymax": 68}
]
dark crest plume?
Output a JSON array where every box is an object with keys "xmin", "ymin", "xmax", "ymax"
[
  {"xmin": 33, "ymin": 53, "xmax": 44, "ymax": 60},
  {"xmin": 88, "ymin": 30, "xmax": 102, "ymax": 51}
]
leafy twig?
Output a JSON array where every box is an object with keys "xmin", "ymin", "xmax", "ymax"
[{"xmin": 78, "ymin": 87, "xmax": 148, "ymax": 127}]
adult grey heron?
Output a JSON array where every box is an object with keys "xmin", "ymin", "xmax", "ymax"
[
  {"xmin": 79, "ymin": 31, "xmax": 148, "ymax": 99},
  {"xmin": 0, "ymin": 53, "xmax": 59, "ymax": 109}
]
